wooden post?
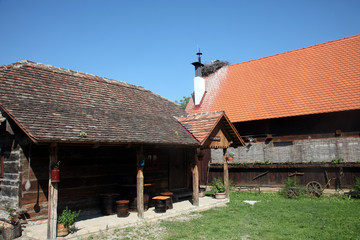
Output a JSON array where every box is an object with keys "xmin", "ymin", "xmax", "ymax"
[
  {"xmin": 223, "ymin": 148, "xmax": 229, "ymax": 199},
  {"xmin": 136, "ymin": 146, "xmax": 144, "ymax": 219},
  {"xmin": 47, "ymin": 143, "xmax": 58, "ymax": 240},
  {"xmin": 192, "ymin": 150, "xmax": 199, "ymax": 206}
]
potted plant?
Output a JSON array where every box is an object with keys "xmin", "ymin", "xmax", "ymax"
[
  {"xmin": 226, "ymin": 151, "xmax": 235, "ymax": 162},
  {"xmin": 57, "ymin": 207, "xmax": 80, "ymax": 237},
  {"xmin": 212, "ymin": 178, "xmax": 226, "ymax": 199},
  {"xmin": 2, "ymin": 207, "xmax": 22, "ymax": 240}
]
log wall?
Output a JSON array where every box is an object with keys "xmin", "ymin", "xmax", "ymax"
[
  {"xmin": 19, "ymin": 145, "xmax": 138, "ymax": 220},
  {"xmin": 19, "ymin": 145, "xmax": 193, "ymax": 220}
]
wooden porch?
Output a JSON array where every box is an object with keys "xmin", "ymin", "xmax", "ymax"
[{"xmin": 22, "ymin": 196, "xmax": 229, "ymax": 240}]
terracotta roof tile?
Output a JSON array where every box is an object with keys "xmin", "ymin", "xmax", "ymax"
[
  {"xmin": 177, "ymin": 111, "xmax": 244, "ymax": 146},
  {"xmin": 0, "ymin": 60, "xmax": 198, "ymax": 146},
  {"xmin": 186, "ymin": 35, "xmax": 360, "ymax": 122}
]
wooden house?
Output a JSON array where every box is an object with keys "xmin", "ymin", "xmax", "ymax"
[
  {"xmin": 186, "ymin": 35, "xmax": 360, "ymax": 188},
  {"xmin": 0, "ymin": 60, "xmax": 243, "ymax": 238}
]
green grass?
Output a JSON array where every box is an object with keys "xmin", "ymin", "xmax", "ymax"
[
  {"xmin": 161, "ymin": 192, "xmax": 360, "ymax": 240},
  {"xmin": 83, "ymin": 191, "xmax": 360, "ymax": 240}
]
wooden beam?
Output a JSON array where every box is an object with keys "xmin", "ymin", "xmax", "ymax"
[
  {"xmin": 47, "ymin": 143, "xmax": 58, "ymax": 240},
  {"xmin": 192, "ymin": 149, "xmax": 199, "ymax": 206},
  {"xmin": 136, "ymin": 145, "xmax": 144, "ymax": 219},
  {"xmin": 223, "ymin": 148, "xmax": 229, "ymax": 199},
  {"xmin": 137, "ymin": 167, "xmax": 144, "ymax": 219}
]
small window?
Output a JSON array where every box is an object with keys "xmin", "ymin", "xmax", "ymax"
[
  {"xmin": 145, "ymin": 153, "xmax": 159, "ymax": 169},
  {"xmin": 273, "ymin": 142, "xmax": 293, "ymax": 147}
]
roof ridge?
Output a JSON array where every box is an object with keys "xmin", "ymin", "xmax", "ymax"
[
  {"xmin": 177, "ymin": 111, "xmax": 225, "ymax": 119},
  {"xmin": 0, "ymin": 59, "xmax": 148, "ymax": 91},
  {"xmin": 0, "ymin": 60, "xmax": 179, "ymax": 106},
  {"xmin": 230, "ymin": 34, "xmax": 360, "ymax": 67}
]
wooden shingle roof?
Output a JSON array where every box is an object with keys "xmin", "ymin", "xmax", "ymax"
[
  {"xmin": 0, "ymin": 60, "xmax": 199, "ymax": 146},
  {"xmin": 177, "ymin": 111, "xmax": 244, "ymax": 147},
  {"xmin": 186, "ymin": 35, "xmax": 360, "ymax": 123}
]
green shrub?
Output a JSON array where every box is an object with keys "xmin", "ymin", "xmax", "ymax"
[
  {"xmin": 7, "ymin": 207, "xmax": 17, "ymax": 225},
  {"xmin": 58, "ymin": 207, "xmax": 81, "ymax": 227},
  {"xmin": 352, "ymin": 176, "xmax": 360, "ymax": 192},
  {"xmin": 279, "ymin": 177, "xmax": 302, "ymax": 198},
  {"xmin": 331, "ymin": 158, "xmax": 344, "ymax": 164},
  {"xmin": 211, "ymin": 178, "xmax": 225, "ymax": 193}
]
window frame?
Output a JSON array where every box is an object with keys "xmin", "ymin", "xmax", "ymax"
[{"xmin": 144, "ymin": 152, "xmax": 160, "ymax": 170}]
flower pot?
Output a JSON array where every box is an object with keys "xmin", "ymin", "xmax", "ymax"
[
  {"xmin": 57, "ymin": 223, "xmax": 69, "ymax": 237},
  {"xmin": 2, "ymin": 222, "xmax": 22, "ymax": 240},
  {"xmin": 51, "ymin": 168, "xmax": 60, "ymax": 182},
  {"xmin": 215, "ymin": 192, "xmax": 226, "ymax": 199},
  {"xmin": 226, "ymin": 157, "xmax": 233, "ymax": 162}
]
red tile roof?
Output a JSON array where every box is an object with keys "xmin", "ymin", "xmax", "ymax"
[
  {"xmin": 186, "ymin": 35, "xmax": 360, "ymax": 123},
  {"xmin": 177, "ymin": 111, "xmax": 244, "ymax": 147},
  {"xmin": 0, "ymin": 60, "xmax": 199, "ymax": 146}
]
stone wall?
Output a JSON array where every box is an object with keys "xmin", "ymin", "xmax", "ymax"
[
  {"xmin": 211, "ymin": 137, "xmax": 360, "ymax": 164},
  {"xmin": 0, "ymin": 144, "xmax": 22, "ymax": 219}
]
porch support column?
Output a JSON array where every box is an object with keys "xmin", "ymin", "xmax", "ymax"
[
  {"xmin": 47, "ymin": 143, "xmax": 58, "ymax": 240},
  {"xmin": 223, "ymin": 148, "xmax": 229, "ymax": 199},
  {"xmin": 136, "ymin": 145, "xmax": 144, "ymax": 219},
  {"xmin": 192, "ymin": 149, "xmax": 199, "ymax": 206}
]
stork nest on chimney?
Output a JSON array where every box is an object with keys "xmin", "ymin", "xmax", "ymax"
[{"xmin": 201, "ymin": 60, "xmax": 229, "ymax": 77}]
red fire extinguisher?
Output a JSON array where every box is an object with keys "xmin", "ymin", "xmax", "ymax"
[{"xmin": 51, "ymin": 162, "xmax": 60, "ymax": 182}]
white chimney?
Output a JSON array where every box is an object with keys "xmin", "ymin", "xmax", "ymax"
[
  {"xmin": 194, "ymin": 76, "xmax": 205, "ymax": 105},
  {"xmin": 192, "ymin": 50, "xmax": 205, "ymax": 106}
]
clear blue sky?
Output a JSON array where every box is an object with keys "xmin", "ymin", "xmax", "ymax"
[{"xmin": 1, "ymin": 0, "xmax": 359, "ymax": 102}]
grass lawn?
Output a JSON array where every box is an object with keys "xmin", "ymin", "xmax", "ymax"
[
  {"xmin": 83, "ymin": 191, "xmax": 360, "ymax": 240},
  {"xmin": 161, "ymin": 192, "xmax": 360, "ymax": 240}
]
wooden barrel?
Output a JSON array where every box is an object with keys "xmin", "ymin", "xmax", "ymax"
[
  {"xmin": 160, "ymin": 192, "xmax": 173, "ymax": 209},
  {"xmin": 129, "ymin": 193, "xmax": 149, "ymax": 212},
  {"xmin": 100, "ymin": 193, "xmax": 119, "ymax": 215},
  {"xmin": 116, "ymin": 200, "xmax": 130, "ymax": 217},
  {"xmin": 153, "ymin": 196, "xmax": 169, "ymax": 213}
]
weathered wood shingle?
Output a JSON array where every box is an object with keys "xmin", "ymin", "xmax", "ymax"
[{"xmin": 0, "ymin": 60, "xmax": 198, "ymax": 146}]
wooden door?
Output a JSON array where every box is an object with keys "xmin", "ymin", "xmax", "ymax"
[{"xmin": 169, "ymin": 149, "xmax": 186, "ymax": 190}]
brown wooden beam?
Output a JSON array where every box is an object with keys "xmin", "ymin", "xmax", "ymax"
[
  {"xmin": 47, "ymin": 143, "xmax": 58, "ymax": 240},
  {"xmin": 136, "ymin": 145, "xmax": 144, "ymax": 219},
  {"xmin": 192, "ymin": 149, "xmax": 199, "ymax": 206},
  {"xmin": 223, "ymin": 148, "xmax": 229, "ymax": 199}
]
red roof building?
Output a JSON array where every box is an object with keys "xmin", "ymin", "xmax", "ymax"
[
  {"xmin": 186, "ymin": 35, "xmax": 360, "ymax": 125},
  {"xmin": 186, "ymin": 35, "xmax": 360, "ymax": 187}
]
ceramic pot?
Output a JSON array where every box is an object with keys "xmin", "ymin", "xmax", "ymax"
[
  {"xmin": 57, "ymin": 223, "xmax": 69, "ymax": 237},
  {"xmin": 215, "ymin": 192, "xmax": 226, "ymax": 199}
]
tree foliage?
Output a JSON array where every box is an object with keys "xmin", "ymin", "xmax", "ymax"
[{"xmin": 175, "ymin": 96, "xmax": 190, "ymax": 109}]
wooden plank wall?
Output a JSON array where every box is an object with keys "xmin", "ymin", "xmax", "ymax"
[
  {"xmin": 20, "ymin": 145, "xmax": 193, "ymax": 220},
  {"xmin": 204, "ymin": 164, "xmax": 360, "ymax": 188},
  {"xmin": 20, "ymin": 145, "xmax": 138, "ymax": 220}
]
